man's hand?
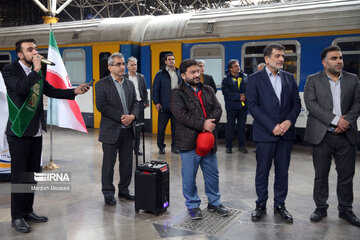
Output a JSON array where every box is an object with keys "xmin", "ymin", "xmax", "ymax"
[
  {"xmin": 74, "ymin": 84, "xmax": 90, "ymax": 95},
  {"xmin": 334, "ymin": 127, "xmax": 345, "ymax": 134},
  {"xmin": 32, "ymin": 54, "xmax": 42, "ymax": 73},
  {"xmin": 121, "ymin": 114, "xmax": 135, "ymax": 127},
  {"xmin": 240, "ymin": 94, "xmax": 246, "ymax": 102},
  {"xmin": 337, "ymin": 116, "xmax": 350, "ymax": 131},
  {"xmin": 155, "ymin": 103, "xmax": 162, "ymax": 111},
  {"xmin": 203, "ymin": 119, "xmax": 216, "ymax": 132},
  {"xmin": 279, "ymin": 120, "xmax": 291, "ymax": 136},
  {"xmin": 272, "ymin": 124, "xmax": 282, "ymax": 136}
]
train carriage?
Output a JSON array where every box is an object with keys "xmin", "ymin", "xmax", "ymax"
[{"xmin": 0, "ymin": 0, "xmax": 359, "ymax": 138}]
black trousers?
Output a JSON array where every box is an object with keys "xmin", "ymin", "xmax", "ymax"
[
  {"xmin": 312, "ymin": 132, "xmax": 356, "ymax": 211},
  {"xmin": 101, "ymin": 128, "xmax": 134, "ymax": 199},
  {"xmin": 225, "ymin": 108, "xmax": 247, "ymax": 149},
  {"xmin": 157, "ymin": 110, "xmax": 176, "ymax": 151},
  {"xmin": 134, "ymin": 101, "xmax": 145, "ymax": 152},
  {"xmin": 7, "ymin": 135, "xmax": 42, "ymax": 219}
]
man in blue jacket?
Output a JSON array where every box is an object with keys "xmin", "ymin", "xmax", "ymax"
[
  {"xmin": 222, "ymin": 59, "xmax": 248, "ymax": 154},
  {"xmin": 152, "ymin": 53, "xmax": 182, "ymax": 154}
]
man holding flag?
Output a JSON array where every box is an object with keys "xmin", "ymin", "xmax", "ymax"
[{"xmin": 2, "ymin": 38, "xmax": 89, "ymax": 233}]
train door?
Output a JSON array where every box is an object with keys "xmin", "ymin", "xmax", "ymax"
[
  {"xmin": 92, "ymin": 44, "xmax": 120, "ymax": 128},
  {"xmin": 150, "ymin": 43, "xmax": 182, "ymax": 134}
]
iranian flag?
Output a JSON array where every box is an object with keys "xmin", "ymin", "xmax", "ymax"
[{"xmin": 46, "ymin": 30, "xmax": 87, "ymax": 133}]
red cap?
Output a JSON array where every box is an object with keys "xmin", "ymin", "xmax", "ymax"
[{"xmin": 196, "ymin": 132, "xmax": 215, "ymax": 157}]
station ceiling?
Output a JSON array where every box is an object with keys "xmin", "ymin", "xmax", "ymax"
[{"xmin": 0, "ymin": 0, "xmax": 294, "ymax": 27}]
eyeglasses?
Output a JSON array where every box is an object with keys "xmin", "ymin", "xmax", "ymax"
[{"xmin": 111, "ymin": 62, "xmax": 126, "ymax": 67}]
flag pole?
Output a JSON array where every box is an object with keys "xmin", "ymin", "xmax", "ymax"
[{"xmin": 44, "ymin": 23, "xmax": 59, "ymax": 171}]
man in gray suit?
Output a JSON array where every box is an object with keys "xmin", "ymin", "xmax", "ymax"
[
  {"xmin": 304, "ymin": 45, "xmax": 360, "ymax": 227},
  {"xmin": 124, "ymin": 56, "xmax": 149, "ymax": 156},
  {"xmin": 95, "ymin": 53, "xmax": 139, "ymax": 206}
]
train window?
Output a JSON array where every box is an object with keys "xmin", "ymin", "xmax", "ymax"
[
  {"xmin": 63, "ymin": 49, "xmax": 86, "ymax": 84},
  {"xmin": 333, "ymin": 37, "xmax": 360, "ymax": 78},
  {"xmin": 99, "ymin": 52, "xmax": 111, "ymax": 79},
  {"xmin": 0, "ymin": 52, "xmax": 11, "ymax": 71},
  {"xmin": 191, "ymin": 44, "xmax": 225, "ymax": 86},
  {"xmin": 242, "ymin": 41, "xmax": 300, "ymax": 83}
]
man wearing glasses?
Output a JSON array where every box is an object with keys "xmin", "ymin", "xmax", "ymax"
[{"xmin": 95, "ymin": 53, "xmax": 139, "ymax": 206}]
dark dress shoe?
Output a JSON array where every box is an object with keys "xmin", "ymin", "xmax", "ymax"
[
  {"xmin": 226, "ymin": 148, "xmax": 232, "ymax": 153},
  {"xmin": 310, "ymin": 208, "xmax": 327, "ymax": 222},
  {"xmin": 274, "ymin": 205, "xmax": 293, "ymax": 223},
  {"xmin": 135, "ymin": 150, "xmax": 143, "ymax": 156},
  {"xmin": 118, "ymin": 191, "xmax": 135, "ymax": 201},
  {"xmin": 25, "ymin": 212, "xmax": 48, "ymax": 222},
  {"xmin": 105, "ymin": 197, "xmax": 116, "ymax": 206},
  {"xmin": 11, "ymin": 218, "xmax": 31, "ymax": 233},
  {"xmin": 238, "ymin": 147, "xmax": 248, "ymax": 153},
  {"xmin": 339, "ymin": 210, "xmax": 360, "ymax": 227},
  {"xmin": 171, "ymin": 149, "xmax": 179, "ymax": 154},
  {"xmin": 159, "ymin": 148, "xmax": 165, "ymax": 154},
  {"xmin": 251, "ymin": 204, "xmax": 266, "ymax": 221}
]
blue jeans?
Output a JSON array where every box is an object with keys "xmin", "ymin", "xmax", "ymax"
[{"xmin": 180, "ymin": 149, "xmax": 221, "ymax": 209}]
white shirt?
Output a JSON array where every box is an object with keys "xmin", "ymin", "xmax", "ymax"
[
  {"xmin": 265, "ymin": 67, "xmax": 282, "ymax": 104},
  {"xmin": 18, "ymin": 60, "xmax": 42, "ymax": 137},
  {"xmin": 128, "ymin": 73, "xmax": 141, "ymax": 101},
  {"xmin": 166, "ymin": 67, "xmax": 178, "ymax": 90},
  {"xmin": 327, "ymin": 72, "xmax": 342, "ymax": 128}
]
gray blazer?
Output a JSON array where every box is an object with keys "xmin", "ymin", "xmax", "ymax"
[
  {"xmin": 95, "ymin": 75, "xmax": 139, "ymax": 144},
  {"xmin": 304, "ymin": 70, "xmax": 360, "ymax": 145}
]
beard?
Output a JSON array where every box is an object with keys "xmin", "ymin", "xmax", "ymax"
[{"xmin": 186, "ymin": 77, "xmax": 200, "ymax": 87}]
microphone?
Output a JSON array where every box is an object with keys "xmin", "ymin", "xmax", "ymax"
[{"xmin": 41, "ymin": 58, "xmax": 55, "ymax": 66}]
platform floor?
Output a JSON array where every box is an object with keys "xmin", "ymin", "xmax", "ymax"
[{"xmin": 0, "ymin": 127, "xmax": 359, "ymax": 240}]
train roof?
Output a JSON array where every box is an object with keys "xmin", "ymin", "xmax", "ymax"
[{"xmin": 0, "ymin": 0, "xmax": 359, "ymax": 48}]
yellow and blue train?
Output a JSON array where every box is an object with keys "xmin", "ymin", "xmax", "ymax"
[{"xmin": 0, "ymin": 0, "xmax": 359, "ymax": 136}]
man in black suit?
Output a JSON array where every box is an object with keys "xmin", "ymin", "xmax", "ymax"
[
  {"xmin": 246, "ymin": 44, "xmax": 301, "ymax": 223},
  {"xmin": 304, "ymin": 45, "xmax": 360, "ymax": 227},
  {"xmin": 124, "ymin": 56, "xmax": 149, "ymax": 156},
  {"xmin": 95, "ymin": 53, "xmax": 138, "ymax": 206},
  {"xmin": 198, "ymin": 60, "xmax": 217, "ymax": 94},
  {"xmin": 2, "ymin": 38, "xmax": 89, "ymax": 233}
]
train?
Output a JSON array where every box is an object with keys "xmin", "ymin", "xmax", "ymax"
[{"xmin": 0, "ymin": 0, "xmax": 359, "ymax": 138}]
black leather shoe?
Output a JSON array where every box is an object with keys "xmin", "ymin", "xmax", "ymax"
[
  {"xmin": 25, "ymin": 212, "xmax": 48, "ymax": 222},
  {"xmin": 252, "ymin": 204, "xmax": 266, "ymax": 221},
  {"xmin": 310, "ymin": 208, "xmax": 327, "ymax": 222},
  {"xmin": 11, "ymin": 218, "xmax": 31, "ymax": 233},
  {"xmin": 135, "ymin": 150, "xmax": 143, "ymax": 156},
  {"xmin": 171, "ymin": 149, "xmax": 179, "ymax": 154},
  {"xmin": 105, "ymin": 197, "xmax": 116, "ymax": 206},
  {"xmin": 238, "ymin": 147, "xmax": 248, "ymax": 153},
  {"xmin": 226, "ymin": 148, "xmax": 232, "ymax": 154},
  {"xmin": 159, "ymin": 148, "xmax": 165, "ymax": 154},
  {"xmin": 118, "ymin": 191, "xmax": 135, "ymax": 201},
  {"xmin": 339, "ymin": 210, "xmax": 360, "ymax": 227},
  {"xmin": 274, "ymin": 205, "xmax": 293, "ymax": 223},
  {"xmin": 188, "ymin": 208, "xmax": 203, "ymax": 220}
]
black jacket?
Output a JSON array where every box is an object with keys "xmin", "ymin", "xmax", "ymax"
[
  {"xmin": 152, "ymin": 67, "xmax": 181, "ymax": 111},
  {"xmin": 2, "ymin": 59, "xmax": 76, "ymax": 137},
  {"xmin": 203, "ymin": 74, "xmax": 217, "ymax": 94},
  {"xmin": 123, "ymin": 72, "xmax": 149, "ymax": 106},
  {"xmin": 170, "ymin": 81, "xmax": 222, "ymax": 152}
]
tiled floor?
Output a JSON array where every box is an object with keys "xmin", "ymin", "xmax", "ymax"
[{"xmin": 0, "ymin": 127, "xmax": 359, "ymax": 239}]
